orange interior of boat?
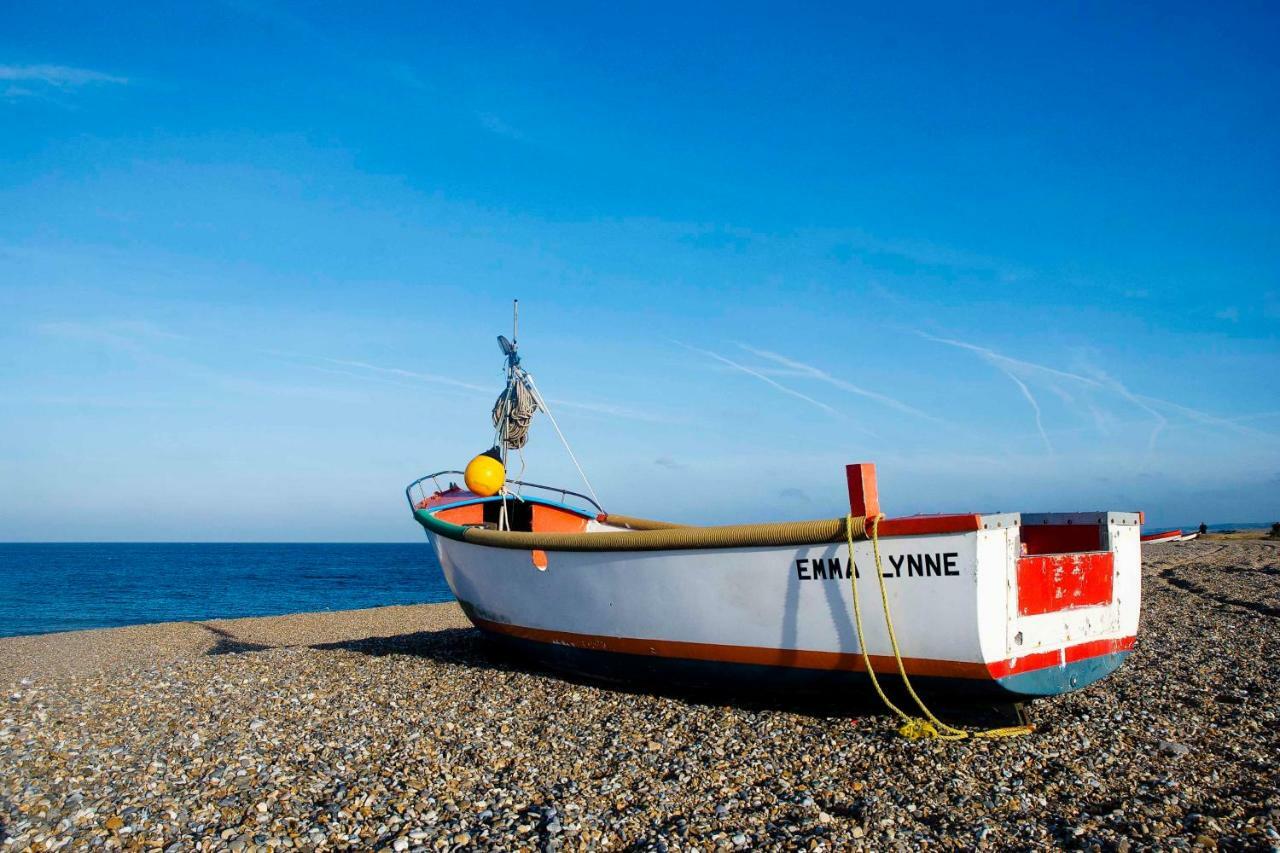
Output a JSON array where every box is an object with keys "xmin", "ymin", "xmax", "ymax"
[{"xmin": 433, "ymin": 500, "xmax": 589, "ymax": 534}]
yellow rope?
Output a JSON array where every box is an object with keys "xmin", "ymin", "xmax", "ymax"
[{"xmin": 846, "ymin": 514, "xmax": 1034, "ymax": 741}]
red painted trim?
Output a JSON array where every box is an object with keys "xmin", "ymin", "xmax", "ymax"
[
  {"xmin": 468, "ymin": 614, "xmax": 1134, "ymax": 682},
  {"xmin": 1016, "ymin": 552, "xmax": 1115, "ymax": 616},
  {"xmin": 1141, "ymin": 530, "xmax": 1181, "ymax": 543},
  {"xmin": 876, "ymin": 514, "xmax": 983, "ymax": 537},
  {"xmin": 846, "ymin": 463, "xmax": 880, "ymax": 518},
  {"xmin": 419, "ymin": 489, "xmax": 481, "ymax": 510},
  {"xmin": 987, "ymin": 636, "xmax": 1135, "ymax": 679}
]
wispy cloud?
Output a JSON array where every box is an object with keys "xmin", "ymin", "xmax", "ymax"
[
  {"xmin": 830, "ymin": 229, "xmax": 1029, "ymax": 283},
  {"xmin": 37, "ymin": 319, "xmax": 181, "ymax": 350},
  {"xmin": 298, "ymin": 364, "xmax": 481, "ymax": 400},
  {"xmin": 917, "ymin": 331, "xmax": 1060, "ymax": 452},
  {"xmin": 301, "ymin": 355, "xmax": 672, "ymax": 423},
  {"xmin": 918, "ymin": 331, "xmax": 1275, "ymax": 455},
  {"xmin": 544, "ymin": 396, "xmax": 677, "ymax": 424},
  {"xmin": 1133, "ymin": 394, "xmax": 1273, "ymax": 441},
  {"xmin": 1080, "ymin": 365, "xmax": 1167, "ymax": 454},
  {"xmin": 703, "ymin": 364, "xmax": 814, "ymax": 379},
  {"xmin": 736, "ymin": 343, "xmax": 940, "ymax": 422},
  {"xmin": 476, "ymin": 112, "xmax": 526, "ymax": 141},
  {"xmin": 676, "ymin": 341, "xmax": 841, "ymax": 418},
  {"xmin": 35, "ymin": 322, "xmax": 367, "ymax": 403},
  {"xmin": 917, "ymin": 332, "xmax": 1102, "ymax": 387},
  {"xmin": 318, "ymin": 357, "xmax": 492, "ymax": 394},
  {"xmin": 1, "ymin": 64, "xmax": 128, "ymax": 100}
]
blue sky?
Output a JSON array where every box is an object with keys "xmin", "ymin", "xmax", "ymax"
[{"xmin": 1, "ymin": 2, "xmax": 1277, "ymax": 541}]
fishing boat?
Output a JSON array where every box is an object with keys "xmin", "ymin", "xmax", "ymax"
[
  {"xmin": 1141, "ymin": 529, "xmax": 1183, "ymax": 545},
  {"xmin": 406, "ymin": 316, "xmax": 1142, "ymax": 702}
]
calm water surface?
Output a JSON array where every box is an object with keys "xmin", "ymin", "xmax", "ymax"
[{"xmin": 0, "ymin": 543, "xmax": 450, "ymax": 638}]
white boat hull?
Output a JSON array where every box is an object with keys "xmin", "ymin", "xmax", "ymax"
[{"xmin": 420, "ymin": 501, "xmax": 1141, "ymax": 699}]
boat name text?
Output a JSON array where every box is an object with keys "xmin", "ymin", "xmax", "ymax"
[{"xmin": 794, "ymin": 552, "xmax": 960, "ymax": 581}]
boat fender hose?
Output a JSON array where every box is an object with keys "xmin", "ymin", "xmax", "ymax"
[
  {"xmin": 595, "ymin": 513, "xmax": 690, "ymax": 530},
  {"xmin": 846, "ymin": 514, "xmax": 1034, "ymax": 742},
  {"xmin": 414, "ymin": 509, "xmax": 866, "ymax": 551}
]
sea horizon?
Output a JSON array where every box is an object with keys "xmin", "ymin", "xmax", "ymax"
[{"xmin": 0, "ymin": 542, "xmax": 452, "ymax": 639}]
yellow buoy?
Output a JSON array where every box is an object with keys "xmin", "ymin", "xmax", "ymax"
[{"xmin": 464, "ymin": 447, "xmax": 506, "ymax": 496}]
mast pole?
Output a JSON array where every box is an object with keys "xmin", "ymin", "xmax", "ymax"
[{"xmin": 498, "ymin": 299, "xmax": 520, "ymax": 531}]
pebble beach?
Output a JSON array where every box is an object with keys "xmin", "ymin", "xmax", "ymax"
[{"xmin": 2, "ymin": 540, "xmax": 1277, "ymax": 851}]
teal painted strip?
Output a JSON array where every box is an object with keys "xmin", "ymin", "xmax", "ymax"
[{"xmin": 996, "ymin": 651, "xmax": 1130, "ymax": 696}]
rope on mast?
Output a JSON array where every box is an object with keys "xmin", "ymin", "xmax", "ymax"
[
  {"xmin": 491, "ymin": 374, "xmax": 538, "ymax": 450},
  {"xmin": 522, "ymin": 371, "xmax": 602, "ymax": 509},
  {"xmin": 486, "ymin": 300, "xmax": 602, "ymax": 511}
]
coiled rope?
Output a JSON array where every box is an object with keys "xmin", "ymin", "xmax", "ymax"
[
  {"xmin": 845, "ymin": 514, "xmax": 1034, "ymax": 741},
  {"xmin": 492, "ymin": 374, "xmax": 538, "ymax": 450},
  {"xmin": 488, "ymin": 366, "xmax": 602, "ymax": 509}
]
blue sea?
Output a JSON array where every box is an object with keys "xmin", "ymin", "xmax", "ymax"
[{"xmin": 0, "ymin": 543, "xmax": 451, "ymax": 638}]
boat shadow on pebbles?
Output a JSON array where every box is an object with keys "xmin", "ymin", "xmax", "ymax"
[
  {"xmin": 193, "ymin": 622, "xmax": 274, "ymax": 655},
  {"xmin": 305, "ymin": 626, "xmax": 1034, "ymax": 730}
]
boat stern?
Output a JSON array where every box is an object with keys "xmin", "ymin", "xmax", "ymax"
[{"xmin": 979, "ymin": 511, "xmax": 1142, "ymax": 697}]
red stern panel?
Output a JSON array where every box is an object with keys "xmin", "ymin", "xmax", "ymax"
[{"xmin": 1017, "ymin": 552, "xmax": 1114, "ymax": 616}]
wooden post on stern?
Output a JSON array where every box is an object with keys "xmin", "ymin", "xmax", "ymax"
[{"xmin": 846, "ymin": 463, "xmax": 881, "ymax": 519}]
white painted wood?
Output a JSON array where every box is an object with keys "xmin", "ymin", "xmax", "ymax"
[{"xmin": 428, "ymin": 510, "xmax": 1141, "ymax": 678}]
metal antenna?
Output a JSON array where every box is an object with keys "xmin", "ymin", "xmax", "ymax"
[{"xmin": 512, "ymin": 299, "xmax": 519, "ymax": 350}]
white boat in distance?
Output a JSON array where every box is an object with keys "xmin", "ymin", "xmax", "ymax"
[{"xmin": 1141, "ymin": 529, "xmax": 1183, "ymax": 545}]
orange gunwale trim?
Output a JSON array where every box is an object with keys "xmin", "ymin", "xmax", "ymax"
[{"xmin": 468, "ymin": 614, "xmax": 1134, "ymax": 681}]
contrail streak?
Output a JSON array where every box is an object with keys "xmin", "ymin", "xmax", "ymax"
[
  {"xmin": 1002, "ymin": 367, "xmax": 1054, "ymax": 453},
  {"xmin": 915, "ymin": 331, "xmax": 1272, "ymax": 455},
  {"xmin": 316, "ymin": 357, "xmax": 673, "ymax": 423},
  {"xmin": 320, "ymin": 357, "xmax": 493, "ymax": 393},
  {"xmin": 678, "ymin": 342, "xmax": 844, "ymax": 418},
  {"xmin": 737, "ymin": 344, "xmax": 940, "ymax": 422},
  {"xmin": 917, "ymin": 332, "xmax": 1104, "ymax": 387},
  {"xmin": 918, "ymin": 332, "xmax": 1059, "ymax": 451},
  {"xmin": 1134, "ymin": 395, "xmax": 1277, "ymax": 441},
  {"xmin": 1083, "ymin": 367, "xmax": 1166, "ymax": 455},
  {"xmin": 542, "ymin": 397, "xmax": 679, "ymax": 424}
]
